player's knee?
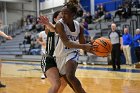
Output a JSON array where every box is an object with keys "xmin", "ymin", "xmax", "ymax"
[
  {"xmin": 52, "ymin": 79, "xmax": 61, "ymax": 89},
  {"xmin": 52, "ymin": 82, "xmax": 61, "ymax": 90},
  {"xmin": 61, "ymin": 78, "xmax": 67, "ymax": 86}
]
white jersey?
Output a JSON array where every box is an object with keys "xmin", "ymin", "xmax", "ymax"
[
  {"xmin": 53, "ymin": 19, "xmax": 80, "ymax": 57},
  {"xmin": 38, "ymin": 31, "xmax": 47, "ymax": 54}
]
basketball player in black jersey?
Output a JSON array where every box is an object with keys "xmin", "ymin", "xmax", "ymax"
[{"xmin": 40, "ymin": 11, "xmax": 68, "ymax": 93}]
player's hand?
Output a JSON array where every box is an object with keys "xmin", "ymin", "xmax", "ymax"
[
  {"xmin": 38, "ymin": 16, "xmax": 49, "ymax": 25},
  {"xmin": 84, "ymin": 43, "xmax": 98, "ymax": 54},
  {"xmin": 6, "ymin": 36, "xmax": 12, "ymax": 40}
]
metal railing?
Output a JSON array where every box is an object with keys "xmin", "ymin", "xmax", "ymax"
[
  {"xmin": 130, "ymin": 19, "xmax": 137, "ymax": 37},
  {"xmin": 0, "ymin": 20, "xmax": 24, "ymax": 44}
]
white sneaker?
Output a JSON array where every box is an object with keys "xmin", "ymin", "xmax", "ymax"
[
  {"xmin": 41, "ymin": 74, "xmax": 46, "ymax": 79},
  {"xmin": 82, "ymin": 62, "xmax": 87, "ymax": 65}
]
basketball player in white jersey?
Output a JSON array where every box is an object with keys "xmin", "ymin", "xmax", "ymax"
[
  {"xmin": 39, "ymin": 1, "xmax": 95, "ymax": 93},
  {"xmin": 53, "ymin": 2, "xmax": 95, "ymax": 93},
  {"xmin": 37, "ymin": 26, "xmax": 49, "ymax": 79},
  {"xmin": 37, "ymin": 27, "xmax": 48, "ymax": 55},
  {"xmin": 0, "ymin": 20, "xmax": 12, "ymax": 88}
]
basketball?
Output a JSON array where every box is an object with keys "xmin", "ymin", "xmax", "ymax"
[{"xmin": 92, "ymin": 37, "xmax": 112, "ymax": 57}]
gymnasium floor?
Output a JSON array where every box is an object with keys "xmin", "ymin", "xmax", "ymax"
[{"xmin": 0, "ymin": 61, "xmax": 140, "ymax": 93}]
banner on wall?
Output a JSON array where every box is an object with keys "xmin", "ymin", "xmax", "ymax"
[{"xmin": 40, "ymin": 0, "xmax": 65, "ymax": 10}]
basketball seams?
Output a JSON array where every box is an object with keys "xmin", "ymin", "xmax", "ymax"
[
  {"xmin": 97, "ymin": 38, "xmax": 110, "ymax": 52},
  {"xmin": 94, "ymin": 39, "xmax": 109, "ymax": 53},
  {"xmin": 99, "ymin": 38, "xmax": 112, "ymax": 52},
  {"xmin": 92, "ymin": 37, "xmax": 112, "ymax": 57},
  {"xmin": 91, "ymin": 37, "xmax": 112, "ymax": 57}
]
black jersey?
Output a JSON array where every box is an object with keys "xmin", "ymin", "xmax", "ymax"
[{"xmin": 46, "ymin": 32, "xmax": 55, "ymax": 56}]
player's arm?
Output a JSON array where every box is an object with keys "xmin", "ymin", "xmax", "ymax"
[
  {"xmin": 79, "ymin": 25, "xmax": 86, "ymax": 44},
  {"xmin": 39, "ymin": 16, "xmax": 55, "ymax": 32},
  {"xmin": 0, "ymin": 31, "xmax": 12, "ymax": 40},
  {"xmin": 55, "ymin": 22, "xmax": 92, "ymax": 52},
  {"xmin": 36, "ymin": 34, "xmax": 45, "ymax": 46},
  {"xmin": 45, "ymin": 22, "xmax": 55, "ymax": 32}
]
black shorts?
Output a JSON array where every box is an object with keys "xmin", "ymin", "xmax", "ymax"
[
  {"xmin": 41, "ymin": 56, "xmax": 57, "ymax": 74},
  {"xmin": 45, "ymin": 56, "xmax": 57, "ymax": 71}
]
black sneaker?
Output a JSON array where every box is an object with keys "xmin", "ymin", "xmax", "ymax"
[
  {"xmin": 112, "ymin": 66, "xmax": 116, "ymax": 71},
  {"xmin": 0, "ymin": 83, "xmax": 6, "ymax": 88},
  {"xmin": 117, "ymin": 66, "xmax": 121, "ymax": 70}
]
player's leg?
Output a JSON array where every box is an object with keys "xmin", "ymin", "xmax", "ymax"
[
  {"xmin": 46, "ymin": 67, "xmax": 61, "ymax": 93},
  {"xmin": 41, "ymin": 50, "xmax": 46, "ymax": 79},
  {"xmin": 65, "ymin": 60, "xmax": 86, "ymax": 93},
  {"xmin": 0, "ymin": 60, "xmax": 6, "ymax": 88},
  {"xmin": 62, "ymin": 75, "xmax": 76, "ymax": 92},
  {"xmin": 116, "ymin": 44, "xmax": 121, "ymax": 70},
  {"xmin": 55, "ymin": 57, "xmax": 76, "ymax": 92},
  {"xmin": 58, "ymin": 76, "xmax": 67, "ymax": 93},
  {"xmin": 111, "ymin": 46, "xmax": 116, "ymax": 70}
]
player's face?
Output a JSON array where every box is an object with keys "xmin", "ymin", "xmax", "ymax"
[
  {"xmin": 54, "ymin": 12, "xmax": 62, "ymax": 23},
  {"xmin": 56, "ymin": 12, "xmax": 62, "ymax": 21},
  {"xmin": 61, "ymin": 6, "xmax": 73, "ymax": 23}
]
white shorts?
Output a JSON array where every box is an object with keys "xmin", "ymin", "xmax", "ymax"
[
  {"xmin": 56, "ymin": 52, "xmax": 79, "ymax": 75},
  {"xmin": 41, "ymin": 48, "xmax": 46, "ymax": 55}
]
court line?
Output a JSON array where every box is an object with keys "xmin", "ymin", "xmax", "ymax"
[{"xmin": 2, "ymin": 61, "xmax": 140, "ymax": 73}]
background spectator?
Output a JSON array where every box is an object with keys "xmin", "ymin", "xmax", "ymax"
[
  {"xmin": 114, "ymin": 4, "xmax": 123, "ymax": 20},
  {"xmin": 122, "ymin": 28, "xmax": 133, "ymax": 65},
  {"xmin": 133, "ymin": 29, "xmax": 140, "ymax": 63},
  {"xmin": 104, "ymin": 12, "xmax": 112, "ymax": 21}
]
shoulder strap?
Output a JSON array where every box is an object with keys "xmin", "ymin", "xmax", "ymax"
[{"xmin": 116, "ymin": 30, "xmax": 121, "ymax": 37}]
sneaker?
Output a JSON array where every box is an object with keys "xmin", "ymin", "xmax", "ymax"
[
  {"xmin": 41, "ymin": 74, "xmax": 46, "ymax": 79},
  {"xmin": 112, "ymin": 68, "xmax": 116, "ymax": 71},
  {"xmin": 0, "ymin": 83, "xmax": 6, "ymax": 88},
  {"xmin": 82, "ymin": 62, "xmax": 87, "ymax": 65},
  {"xmin": 117, "ymin": 66, "xmax": 121, "ymax": 70}
]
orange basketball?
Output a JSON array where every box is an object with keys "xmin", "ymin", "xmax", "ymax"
[{"xmin": 92, "ymin": 37, "xmax": 112, "ymax": 57}]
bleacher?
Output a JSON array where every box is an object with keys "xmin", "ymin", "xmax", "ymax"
[
  {"xmin": 84, "ymin": 6, "xmax": 140, "ymax": 64},
  {"xmin": 1, "ymin": 1, "xmax": 140, "ymax": 64},
  {"xmin": 0, "ymin": 20, "xmax": 29, "ymax": 55}
]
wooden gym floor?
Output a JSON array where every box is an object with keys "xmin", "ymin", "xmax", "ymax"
[{"xmin": 0, "ymin": 60, "xmax": 140, "ymax": 93}]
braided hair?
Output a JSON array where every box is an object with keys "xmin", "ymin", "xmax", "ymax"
[
  {"xmin": 63, "ymin": 0, "xmax": 78, "ymax": 15},
  {"xmin": 64, "ymin": 0, "xmax": 83, "ymax": 17},
  {"xmin": 69, "ymin": 0, "xmax": 78, "ymax": 5}
]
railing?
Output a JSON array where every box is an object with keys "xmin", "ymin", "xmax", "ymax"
[
  {"xmin": 130, "ymin": 19, "xmax": 137, "ymax": 37},
  {"xmin": 137, "ymin": 14, "xmax": 140, "ymax": 28},
  {"xmin": 0, "ymin": 20, "xmax": 24, "ymax": 44}
]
